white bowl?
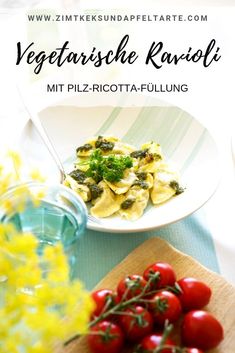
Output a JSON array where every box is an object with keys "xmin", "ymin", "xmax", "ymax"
[{"xmin": 21, "ymin": 95, "xmax": 219, "ymax": 233}]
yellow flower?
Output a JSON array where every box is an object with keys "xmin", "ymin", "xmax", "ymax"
[
  {"xmin": 0, "ymin": 174, "xmax": 11, "ymax": 195},
  {"xmin": 2, "ymin": 338, "xmax": 19, "ymax": 353},
  {"xmin": 30, "ymin": 168, "xmax": 46, "ymax": 183},
  {"xmin": 0, "ymin": 223, "xmax": 15, "ymax": 242},
  {"xmin": 1, "ymin": 199, "xmax": 14, "ymax": 214},
  {"xmin": 0, "ymin": 225, "xmax": 94, "ymax": 353},
  {"xmin": 6, "ymin": 150, "xmax": 22, "ymax": 179},
  {"xmin": 31, "ymin": 189, "xmax": 46, "ymax": 207},
  {"xmin": 0, "ymin": 150, "xmax": 46, "ymax": 209},
  {"xmin": 28, "ymin": 342, "xmax": 52, "ymax": 353},
  {"xmin": 7, "ymin": 150, "xmax": 22, "ymax": 168},
  {"xmin": 43, "ymin": 244, "xmax": 69, "ymax": 279}
]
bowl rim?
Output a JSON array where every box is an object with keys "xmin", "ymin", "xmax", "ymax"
[{"xmin": 28, "ymin": 96, "xmax": 220, "ymax": 233}]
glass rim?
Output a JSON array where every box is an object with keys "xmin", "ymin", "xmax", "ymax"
[{"xmin": 0, "ymin": 181, "xmax": 88, "ymax": 219}]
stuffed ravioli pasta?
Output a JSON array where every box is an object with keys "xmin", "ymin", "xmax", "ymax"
[{"xmin": 64, "ymin": 135, "xmax": 184, "ymax": 220}]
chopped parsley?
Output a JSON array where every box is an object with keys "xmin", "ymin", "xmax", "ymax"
[
  {"xmin": 169, "ymin": 180, "xmax": 185, "ymax": 195},
  {"xmin": 85, "ymin": 149, "xmax": 133, "ymax": 183}
]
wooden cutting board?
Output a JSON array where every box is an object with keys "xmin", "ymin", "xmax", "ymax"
[{"xmin": 62, "ymin": 237, "xmax": 235, "ymax": 353}]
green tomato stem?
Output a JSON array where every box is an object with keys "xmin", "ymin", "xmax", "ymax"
[{"xmin": 64, "ymin": 275, "xmax": 161, "ymax": 346}]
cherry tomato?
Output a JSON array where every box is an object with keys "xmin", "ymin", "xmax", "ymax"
[
  {"xmin": 88, "ymin": 320, "xmax": 124, "ymax": 353},
  {"xmin": 143, "ymin": 262, "xmax": 176, "ymax": 289},
  {"xmin": 184, "ymin": 349, "xmax": 204, "ymax": 353},
  {"xmin": 117, "ymin": 275, "xmax": 147, "ymax": 299},
  {"xmin": 149, "ymin": 290, "xmax": 182, "ymax": 325},
  {"xmin": 177, "ymin": 277, "xmax": 212, "ymax": 311},
  {"xmin": 119, "ymin": 305, "xmax": 153, "ymax": 342},
  {"xmin": 138, "ymin": 333, "xmax": 176, "ymax": 353},
  {"xmin": 91, "ymin": 289, "xmax": 119, "ymax": 318},
  {"xmin": 182, "ymin": 310, "xmax": 224, "ymax": 350}
]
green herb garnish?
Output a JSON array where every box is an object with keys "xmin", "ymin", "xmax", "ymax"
[
  {"xmin": 76, "ymin": 143, "xmax": 92, "ymax": 153},
  {"xmin": 136, "ymin": 172, "xmax": 147, "ymax": 180},
  {"xmin": 69, "ymin": 169, "xmax": 87, "ymax": 183},
  {"xmin": 88, "ymin": 184, "xmax": 103, "ymax": 200},
  {"xmin": 85, "ymin": 149, "xmax": 133, "ymax": 183},
  {"xmin": 169, "ymin": 180, "xmax": 184, "ymax": 195},
  {"xmin": 153, "ymin": 153, "xmax": 162, "ymax": 161},
  {"xmin": 121, "ymin": 198, "xmax": 136, "ymax": 210},
  {"xmin": 95, "ymin": 136, "xmax": 115, "ymax": 152},
  {"xmin": 130, "ymin": 149, "xmax": 148, "ymax": 159},
  {"xmin": 133, "ymin": 180, "xmax": 149, "ymax": 189}
]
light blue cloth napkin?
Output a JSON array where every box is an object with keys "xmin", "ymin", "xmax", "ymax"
[{"xmin": 74, "ymin": 210, "xmax": 220, "ymax": 290}]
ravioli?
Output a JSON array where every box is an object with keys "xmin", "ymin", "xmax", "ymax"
[
  {"xmin": 112, "ymin": 141, "xmax": 135, "ymax": 155},
  {"xmin": 135, "ymin": 142, "xmax": 163, "ymax": 173},
  {"xmin": 63, "ymin": 175, "xmax": 91, "ymax": 202},
  {"xmin": 67, "ymin": 136, "xmax": 184, "ymax": 221},
  {"xmin": 145, "ymin": 173, "xmax": 154, "ymax": 189},
  {"xmin": 90, "ymin": 181, "xmax": 124, "ymax": 218},
  {"xmin": 138, "ymin": 160, "xmax": 161, "ymax": 174},
  {"xmin": 151, "ymin": 166, "xmax": 179, "ymax": 205},
  {"xmin": 132, "ymin": 172, "xmax": 154, "ymax": 190},
  {"xmin": 141, "ymin": 141, "xmax": 163, "ymax": 156},
  {"xmin": 76, "ymin": 136, "xmax": 120, "ymax": 157},
  {"xmin": 105, "ymin": 169, "xmax": 136, "ymax": 194},
  {"xmin": 119, "ymin": 186, "xmax": 149, "ymax": 221}
]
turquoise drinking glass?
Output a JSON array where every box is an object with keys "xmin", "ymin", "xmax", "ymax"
[{"xmin": 0, "ymin": 182, "xmax": 87, "ymax": 277}]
